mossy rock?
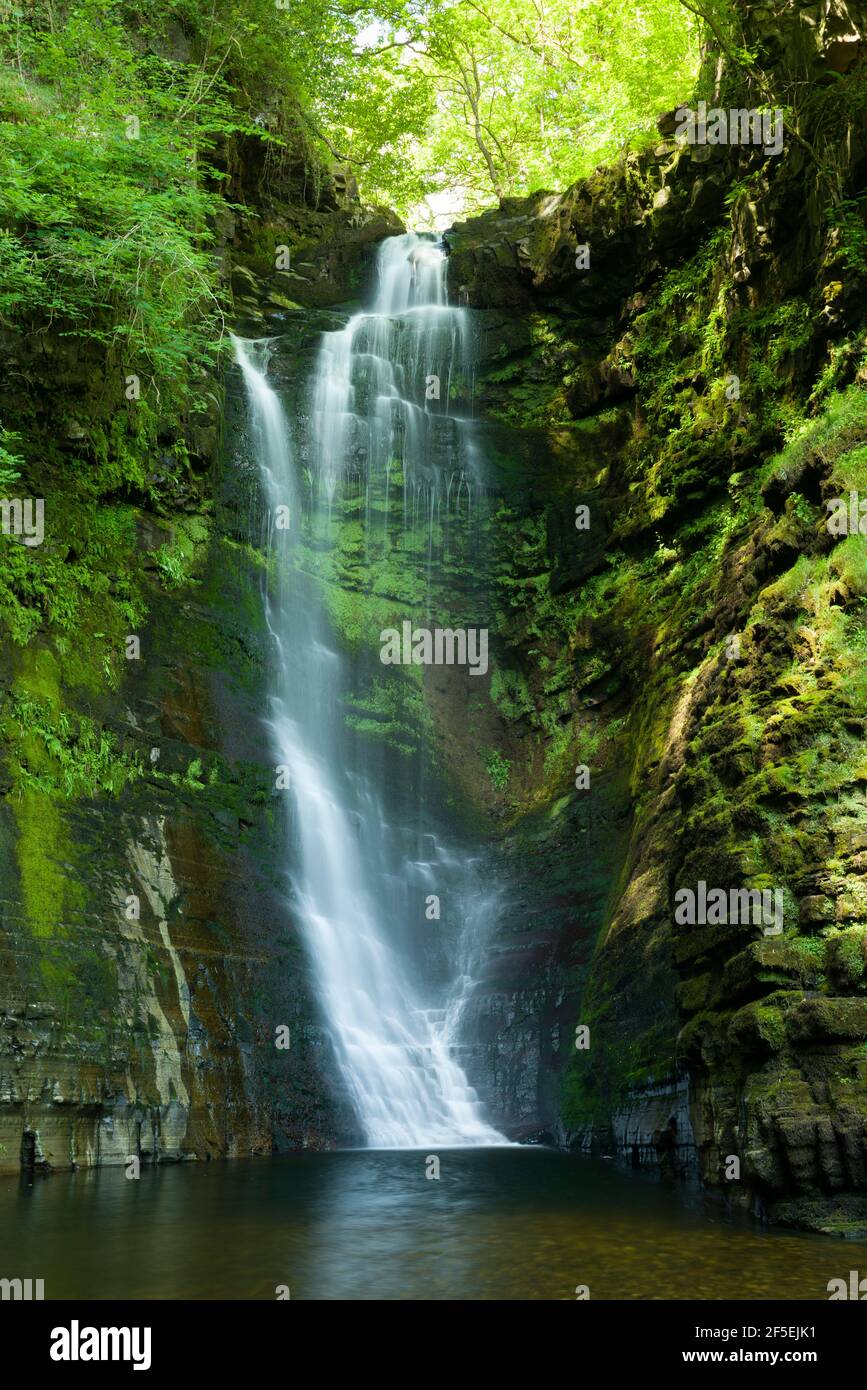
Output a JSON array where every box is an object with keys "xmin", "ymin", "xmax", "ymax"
[
  {"xmin": 768, "ymin": 1195, "xmax": 867, "ymax": 1239},
  {"xmin": 786, "ymin": 996, "xmax": 867, "ymax": 1044},
  {"xmin": 799, "ymin": 894, "xmax": 836, "ymax": 926},
  {"xmin": 674, "ymin": 971, "xmax": 713, "ymax": 1014},
  {"xmin": 728, "ymin": 991, "xmax": 803, "ymax": 1054},
  {"xmin": 716, "ymin": 937, "xmax": 821, "ymax": 1007},
  {"xmin": 825, "ymin": 926, "xmax": 867, "ymax": 993},
  {"xmin": 676, "ymin": 1008, "xmax": 729, "ymax": 1064}
]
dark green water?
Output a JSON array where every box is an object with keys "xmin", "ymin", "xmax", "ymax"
[{"xmin": 1, "ymin": 1149, "xmax": 863, "ymax": 1300}]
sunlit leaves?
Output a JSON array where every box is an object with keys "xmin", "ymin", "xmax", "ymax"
[{"xmin": 322, "ymin": 0, "xmax": 701, "ymax": 217}]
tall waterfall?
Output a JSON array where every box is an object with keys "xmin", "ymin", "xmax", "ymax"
[{"xmin": 234, "ymin": 233, "xmax": 506, "ymax": 1148}]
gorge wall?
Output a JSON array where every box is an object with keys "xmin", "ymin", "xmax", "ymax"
[
  {"xmin": 0, "ymin": 86, "xmax": 399, "ymax": 1169},
  {"xmin": 444, "ymin": 0, "xmax": 867, "ymax": 1232},
  {"xmin": 1, "ymin": 0, "xmax": 867, "ymax": 1236}
]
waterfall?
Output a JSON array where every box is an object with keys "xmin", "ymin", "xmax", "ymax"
[{"xmin": 233, "ymin": 233, "xmax": 506, "ymax": 1148}]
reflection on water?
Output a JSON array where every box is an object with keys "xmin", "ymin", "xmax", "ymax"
[{"xmin": 0, "ymin": 1149, "xmax": 861, "ymax": 1300}]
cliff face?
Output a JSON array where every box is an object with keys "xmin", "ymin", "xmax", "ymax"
[
  {"xmin": 0, "ymin": 102, "xmax": 396, "ymax": 1171},
  {"xmin": 443, "ymin": 0, "xmax": 867, "ymax": 1230}
]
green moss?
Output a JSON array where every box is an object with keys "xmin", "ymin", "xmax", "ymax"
[
  {"xmin": 826, "ymin": 928, "xmax": 867, "ymax": 993},
  {"xmin": 729, "ymin": 995, "xmax": 795, "ymax": 1053},
  {"xmin": 344, "ymin": 676, "xmax": 433, "ymax": 758},
  {"xmin": 562, "ymin": 1018, "xmax": 678, "ymax": 1130},
  {"xmin": 830, "ymin": 533, "xmax": 867, "ymax": 594},
  {"xmin": 483, "ymin": 318, "xmax": 575, "ymax": 427},
  {"xmin": 14, "ymin": 644, "xmax": 62, "ymax": 710},
  {"xmin": 320, "ymin": 573, "xmax": 402, "ymax": 652},
  {"xmin": 12, "ymin": 789, "xmax": 72, "ymax": 941},
  {"xmin": 675, "ymin": 971, "xmax": 712, "ymax": 1013}
]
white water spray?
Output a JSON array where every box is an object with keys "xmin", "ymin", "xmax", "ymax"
[{"xmin": 234, "ymin": 234, "xmax": 505, "ymax": 1148}]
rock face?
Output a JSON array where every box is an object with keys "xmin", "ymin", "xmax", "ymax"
[
  {"xmin": 0, "ymin": 386, "xmax": 362, "ymax": 1174},
  {"xmin": 0, "ymin": 121, "xmax": 383, "ymax": 1174},
  {"xmin": 439, "ymin": 0, "xmax": 867, "ymax": 1230}
]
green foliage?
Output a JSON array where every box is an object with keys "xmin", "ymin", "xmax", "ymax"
[
  {"xmin": 152, "ymin": 546, "xmax": 189, "ymax": 589},
  {"xmin": 764, "ymin": 384, "xmax": 867, "ymax": 493},
  {"xmin": 150, "ymin": 513, "xmax": 210, "ymax": 590},
  {"xmin": 490, "ymin": 666, "xmax": 534, "ymax": 721},
  {"xmin": 0, "ymin": 498, "xmax": 145, "ymax": 657},
  {"xmin": 3, "ymin": 693, "xmax": 144, "ymax": 798},
  {"xmin": 0, "ymin": 423, "xmax": 23, "ymax": 489},
  {"xmin": 829, "ymin": 193, "xmax": 867, "ymax": 274},
  {"xmin": 483, "ymin": 746, "xmax": 511, "ymax": 790},
  {"xmin": 333, "ymin": 0, "xmax": 700, "ymax": 217},
  {"xmin": 0, "ymin": 2, "xmax": 235, "ymax": 393}
]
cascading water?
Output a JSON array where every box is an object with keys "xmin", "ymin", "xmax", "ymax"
[{"xmin": 234, "ymin": 233, "xmax": 506, "ymax": 1148}]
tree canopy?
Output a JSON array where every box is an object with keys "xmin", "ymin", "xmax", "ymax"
[
  {"xmin": 291, "ymin": 0, "xmax": 701, "ymax": 221},
  {"xmin": 0, "ymin": 0, "xmax": 704, "ymax": 444}
]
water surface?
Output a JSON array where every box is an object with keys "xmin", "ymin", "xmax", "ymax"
[{"xmin": 1, "ymin": 1149, "xmax": 861, "ymax": 1300}]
